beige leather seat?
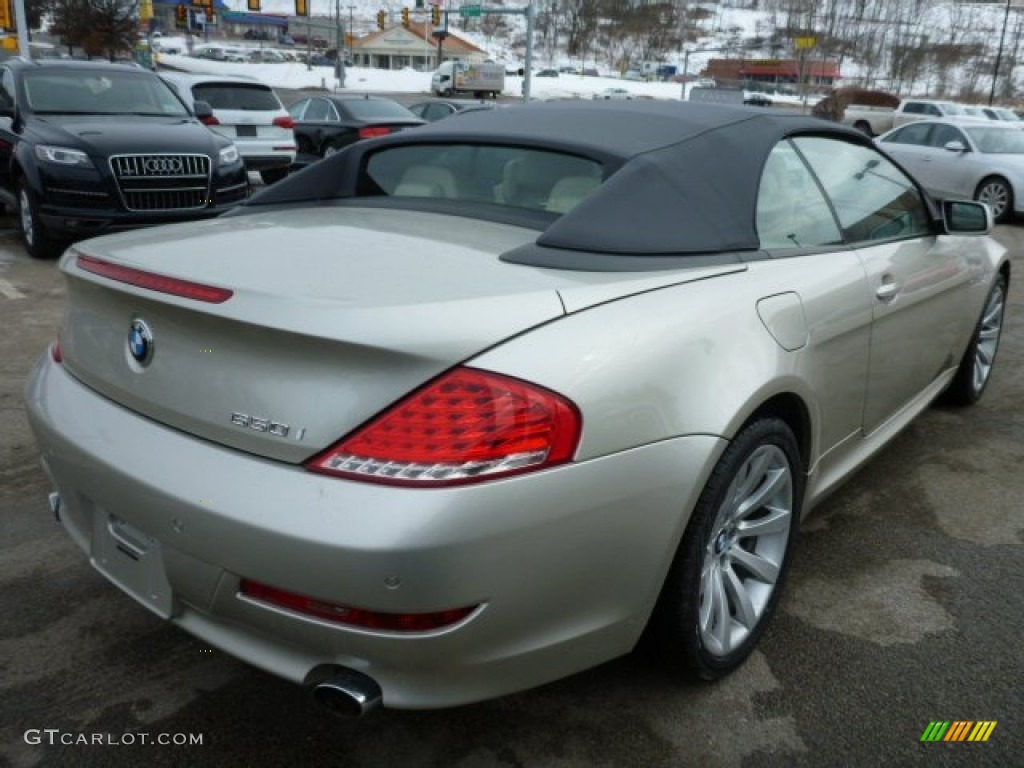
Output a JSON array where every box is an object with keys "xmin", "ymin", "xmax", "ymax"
[
  {"xmin": 545, "ymin": 175, "xmax": 601, "ymax": 213},
  {"xmin": 393, "ymin": 165, "xmax": 458, "ymax": 198}
]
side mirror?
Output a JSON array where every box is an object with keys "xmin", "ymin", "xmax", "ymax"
[
  {"xmin": 943, "ymin": 140, "xmax": 967, "ymax": 153},
  {"xmin": 943, "ymin": 200, "xmax": 991, "ymax": 234},
  {"xmin": 193, "ymin": 100, "xmax": 214, "ymax": 121}
]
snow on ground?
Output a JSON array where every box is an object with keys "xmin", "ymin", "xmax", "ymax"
[{"xmin": 154, "ymin": 39, "xmax": 688, "ymax": 101}]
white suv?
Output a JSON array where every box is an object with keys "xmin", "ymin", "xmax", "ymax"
[{"xmin": 161, "ymin": 73, "xmax": 296, "ymax": 184}]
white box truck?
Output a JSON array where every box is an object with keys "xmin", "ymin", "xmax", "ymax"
[{"xmin": 431, "ymin": 61, "xmax": 505, "ymax": 98}]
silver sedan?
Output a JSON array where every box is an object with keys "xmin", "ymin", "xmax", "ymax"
[
  {"xmin": 875, "ymin": 118, "xmax": 1024, "ymax": 222},
  {"xmin": 25, "ymin": 102, "xmax": 1009, "ymax": 715}
]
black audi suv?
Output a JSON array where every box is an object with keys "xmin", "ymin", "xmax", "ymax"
[{"xmin": 0, "ymin": 58, "xmax": 249, "ymax": 258}]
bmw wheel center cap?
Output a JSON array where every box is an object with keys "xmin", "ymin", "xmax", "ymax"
[{"xmin": 128, "ymin": 318, "xmax": 154, "ymax": 366}]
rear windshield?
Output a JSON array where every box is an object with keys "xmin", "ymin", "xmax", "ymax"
[
  {"xmin": 363, "ymin": 144, "xmax": 604, "ymax": 214},
  {"xmin": 343, "ymin": 100, "xmax": 418, "ymax": 120},
  {"xmin": 964, "ymin": 125, "xmax": 1024, "ymax": 154},
  {"xmin": 191, "ymin": 83, "xmax": 281, "ymax": 111}
]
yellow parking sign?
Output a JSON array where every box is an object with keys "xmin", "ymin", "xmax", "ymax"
[{"xmin": 795, "ymin": 36, "xmax": 816, "ymax": 50}]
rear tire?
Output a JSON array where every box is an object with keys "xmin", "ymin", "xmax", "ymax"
[
  {"xmin": 17, "ymin": 180, "xmax": 64, "ymax": 260},
  {"xmin": 944, "ymin": 274, "xmax": 1007, "ymax": 405},
  {"xmin": 853, "ymin": 120, "xmax": 873, "ymax": 137},
  {"xmin": 975, "ymin": 176, "xmax": 1013, "ymax": 223},
  {"xmin": 646, "ymin": 418, "xmax": 802, "ymax": 680}
]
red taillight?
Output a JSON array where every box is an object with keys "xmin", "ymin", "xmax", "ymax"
[
  {"xmin": 306, "ymin": 367, "xmax": 581, "ymax": 486},
  {"xmin": 240, "ymin": 580, "xmax": 477, "ymax": 631},
  {"xmin": 51, "ymin": 334, "xmax": 62, "ymax": 363},
  {"xmin": 200, "ymin": 115, "xmax": 220, "ymax": 126},
  {"xmin": 76, "ymin": 254, "xmax": 233, "ymax": 303},
  {"xmin": 273, "ymin": 115, "xmax": 295, "ymax": 129},
  {"xmin": 357, "ymin": 126, "xmax": 392, "ymax": 139}
]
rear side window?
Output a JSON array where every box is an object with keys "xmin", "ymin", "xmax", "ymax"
[
  {"xmin": 191, "ymin": 83, "xmax": 281, "ymax": 111},
  {"xmin": 756, "ymin": 141, "xmax": 842, "ymax": 250}
]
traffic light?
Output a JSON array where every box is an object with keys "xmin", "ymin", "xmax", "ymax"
[
  {"xmin": 376, "ymin": 9, "xmax": 385, "ymax": 29},
  {"xmin": 176, "ymin": 4, "xmax": 187, "ymax": 24},
  {"xmin": 431, "ymin": 6, "xmax": 440, "ymax": 25},
  {"xmin": 295, "ymin": 0, "xmax": 308, "ymax": 17},
  {"xmin": 205, "ymin": 5, "xmax": 214, "ymax": 21},
  {"xmin": 401, "ymin": 7, "xmax": 409, "ymax": 28},
  {"xmin": 247, "ymin": 0, "xmax": 260, "ymax": 10}
]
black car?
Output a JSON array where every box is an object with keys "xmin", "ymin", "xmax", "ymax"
[
  {"xmin": 0, "ymin": 59, "xmax": 249, "ymax": 259},
  {"xmin": 287, "ymin": 95, "xmax": 425, "ymax": 160},
  {"xmin": 407, "ymin": 98, "xmax": 500, "ymax": 122}
]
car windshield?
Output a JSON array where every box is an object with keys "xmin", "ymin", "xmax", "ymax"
[
  {"xmin": 964, "ymin": 125, "xmax": 1024, "ymax": 153},
  {"xmin": 24, "ymin": 70, "xmax": 189, "ymax": 116},
  {"xmin": 363, "ymin": 144, "xmax": 604, "ymax": 214},
  {"xmin": 191, "ymin": 83, "xmax": 280, "ymax": 111},
  {"xmin": 342, "ymin": 100, "xmax": 418, "ymax": 120}
]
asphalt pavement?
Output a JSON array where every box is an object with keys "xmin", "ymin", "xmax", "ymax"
[{"xmin": 1, "ymin": 214, "xmax": 1021, "ymax": 768}]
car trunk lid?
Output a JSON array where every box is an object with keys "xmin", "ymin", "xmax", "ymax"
[{"xmin": 59, "ymin": 207, "xmax": 743, "ymax": 463}]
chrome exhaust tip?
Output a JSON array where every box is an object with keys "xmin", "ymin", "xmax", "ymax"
[
  {"xmin": 313, "ymin": 669, "xmax": 383, "ymax": 718},
  {"xmin": 48, "ymin": 492, "xmax": 62, "ymax": 522}
]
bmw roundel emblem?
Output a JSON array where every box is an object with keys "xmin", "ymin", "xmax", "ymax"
[{"xmin": 128, "ymin": 318, "xmax": 154, "ymax": 366}]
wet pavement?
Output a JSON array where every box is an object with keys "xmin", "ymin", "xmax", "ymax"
[{"xmin": 1, "ymin": 216, "xmax": 1021, "ymax": 768}]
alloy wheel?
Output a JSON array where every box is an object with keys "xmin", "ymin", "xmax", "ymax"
[
  {"xmin": 19, "ymin": 187, "xmax": 34, "ymax": 247},
  {"xmin": 971, "ymin": 280, "xmax": 1006, "ymax": 395},
  {"xmin": 978, "ymin": 181, "xmax": 1009, "ymax": 220},
  {"xmin": 699, "ymin": 444, "xmax": 793, "ymax": 657}
]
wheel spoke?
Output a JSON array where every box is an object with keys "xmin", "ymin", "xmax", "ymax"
[
  {"xmin": 731, "ymin": 449, "xmax": 769, "ymax": 507},
  {"xmin": 730, "ymin": 545, "xmax": 780, "ymax": 585},
  {"xmin": 737, "ymin": 506, "xmax": 791, "ymax": 537},
  {"xmin": 736, "ymin": 467, "xmax": 789, "ymax": 520},
  {"xmin": 722, "ymin": 564, "xmax": 757, "ymax": 631},
  {"xmin": 700, "ymin": 562, "xmax": 730, "ymax": 653}
]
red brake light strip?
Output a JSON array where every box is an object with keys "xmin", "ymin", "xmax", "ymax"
[{"xmin": 76, "ymin": 254, "xmax": 233, "ymax": 304}]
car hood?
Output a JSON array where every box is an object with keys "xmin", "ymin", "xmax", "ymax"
[
  {"xmin": 28, "ymin": 114, "xmax": 229, "ymax": 155},
  {"xmin": 59, "ymin": 207, "xmax": 743, "ymax": 463}
]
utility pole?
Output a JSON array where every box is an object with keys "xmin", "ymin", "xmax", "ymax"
[
  {"xmin": 335, "ymin": 0, "xmax": 346, "ymax": 87},
  {"xmin": 990, "ymin": 0, "xmax": 1012, "ymax": 105}
]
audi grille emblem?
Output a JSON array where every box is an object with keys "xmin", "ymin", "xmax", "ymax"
[{"xmin": 144, "ymin": 157, "xmax": 184, "ymax": 174}]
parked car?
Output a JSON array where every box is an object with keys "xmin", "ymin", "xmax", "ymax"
[
  {"xmin": 534, "ymin": 68, "xmax": 559, "ymax": 77},
  {"xmin": 981, "ymin": 106, "xmax": 1024, "ymax": 126},
  {"xmin": 817, "ymin": 94, "xmax": 990, "ymax": 137},
  {"xmin": 407, "ymin": 98, "xmax": 498, "ymax": 121},
  {"xmin": 875, "ymin": 118, "xmax": 1024, "ymax": 222},
  {"xmin": 287, "ymin": 95, "xmax": 424, "ymax": 158},
  {"xmin": 25, "ymin": 102, "xmax": 1009, "ymax": 714},
  {"xmin": 593, "ymin": 87, "xmax": 634, "ymax": 100},
  {"xmin": 0, "ymin": 58, "xmax": 248, "ymax": 259},
  {"xmin": 160, "ymin": 72, "xmax": 297, "ymax": 185}
]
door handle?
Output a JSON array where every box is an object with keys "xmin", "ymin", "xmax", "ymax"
[{"xmin": 876, "ymin": 281, "xmax": 900, "ymax": 303}]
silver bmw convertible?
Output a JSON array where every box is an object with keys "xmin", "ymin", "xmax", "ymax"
[{"xmin": 25, "ymin": 101, "xmax": 1009, "ymax": 715}]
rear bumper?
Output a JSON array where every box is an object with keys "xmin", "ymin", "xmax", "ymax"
[{"xmin": 24, "ymin": 355, "xmax": 721, "ymax": 708}]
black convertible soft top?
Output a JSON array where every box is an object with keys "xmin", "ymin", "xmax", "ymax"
[{"xmin": 242, "ymin": 100, "xmax": 873, "ymax": 260}]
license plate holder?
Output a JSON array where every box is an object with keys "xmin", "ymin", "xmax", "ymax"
[
  {"xmin": 235, "ymin": 125, "xmax": 258, "ymax": 137},
  {"xmin": 91, "ymin": 513, "xmax": 174, "ymax": 619}
]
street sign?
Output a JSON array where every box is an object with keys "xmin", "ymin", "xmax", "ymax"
[
  {"xmin": 795, "ymin": 36, "xmax": 816, "ymax": 50},
  {"xmin": 460, "ymin": 4, "xmax": 481, "ymax": 17},
  {"xmin": 0, "ymin": 0, "xmax": 10, "ymax": 29}
]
